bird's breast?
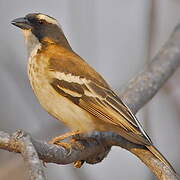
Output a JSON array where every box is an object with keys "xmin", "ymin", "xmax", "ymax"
[{"xmin": 27, "ymin": 54, "xmax": 96, "ymax": 132}]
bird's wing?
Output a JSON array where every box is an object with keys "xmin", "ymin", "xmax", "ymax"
[
  {"xmin": 46, "ymin": 44, "xmax": 151, "ymax": 145},
  {"xmin": 50, "ymin": 76, "xmax": 152, "ymax": 145}
]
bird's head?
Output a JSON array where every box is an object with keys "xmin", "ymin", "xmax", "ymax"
[{"xmin": 11, "ymin": 13, "xmax": 71, "ymax": 53}]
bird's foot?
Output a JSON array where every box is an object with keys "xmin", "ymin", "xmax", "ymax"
[
  {"xmin": 73, "ymin": 160, "xmax": 85, "ymax": 168},
  {"xmin": 49, "ymin": 131, "xmax": 86, "ymax": 168}
]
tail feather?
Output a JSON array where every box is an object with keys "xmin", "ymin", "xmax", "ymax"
[{"xmin": 146, "ymin": 145, "xmax": 175, "ymax": 173}]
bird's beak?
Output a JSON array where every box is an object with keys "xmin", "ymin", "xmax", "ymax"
[{"xmin": 11, "ymin": 17, "xmax": 32, "ymax": 30}]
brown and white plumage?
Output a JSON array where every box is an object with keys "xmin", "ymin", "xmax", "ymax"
[{"xmin": 12, "ymin": 13, "xmax": 175, "ymax": 171}]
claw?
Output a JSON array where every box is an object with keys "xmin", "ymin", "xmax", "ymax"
[
  {"xmin": 42, "ymin": 161, "xmax": 47, "ymax": 168},
  {"xmin": 53, "ymin": 141, "xmax": 72, "ymax": 156},
  {"xmin": 74, "ymin": 160, "xmax": 85, "ymax": 168}
]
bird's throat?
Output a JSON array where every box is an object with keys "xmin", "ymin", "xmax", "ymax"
[{"xmin": 22, "ymin": 29, "xmax": 41, "ymax": 57}]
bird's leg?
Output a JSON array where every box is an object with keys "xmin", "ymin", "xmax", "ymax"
[
  {"xmin": 49, "ymin": 131, "xmax": 81, "ymax": 144},
  {"xmin": 49, "ymin": 131, "xmax": 81, "ymax": 151}
]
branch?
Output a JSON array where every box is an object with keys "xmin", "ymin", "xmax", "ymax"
[
  {"xmin": 0, "ymin": 130, "xmax": 46, "ymax": 180},
  {"xmin": 121, "ymin": 24, "xmax": 180, "ymax": 114},
  {"xmin": 0, "ymin": 130, "xmax": 110, "ymax": 165},
  {"xmin": 1, "ymin": 24, "xmax": 180, "ymax": 180}
]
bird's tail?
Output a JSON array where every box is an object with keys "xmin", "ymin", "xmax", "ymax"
[{"xmin": 146, "ymin": 145, "xmax": 176, "ymax": 173}]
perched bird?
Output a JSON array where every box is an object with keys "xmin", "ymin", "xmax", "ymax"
[{"xmin": 11, "ymin": 13, "xmax": 175, "ymax": 171}]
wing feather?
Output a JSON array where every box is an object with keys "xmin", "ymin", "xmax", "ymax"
[{"xmin": 50, "ymin": 76, "xmax": 151, "ymax": 145}]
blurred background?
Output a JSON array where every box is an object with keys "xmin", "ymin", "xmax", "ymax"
[{"xmin": 0, "ymin": 0, "xmax": 180, "ymax": 179}]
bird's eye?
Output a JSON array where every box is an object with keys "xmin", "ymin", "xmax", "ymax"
[{"xmin": 38, "ymin": 20, "xmax": 43, "ymax": 24}]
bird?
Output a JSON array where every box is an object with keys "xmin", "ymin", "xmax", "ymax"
[{"xmin": 11, "ymin": 13, "xmax": 175, "ymax": 171}]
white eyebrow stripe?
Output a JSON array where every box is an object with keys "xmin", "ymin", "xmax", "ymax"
[{"xmin": 37, "ymin": 14, "xmax": 58, "ymax": 25}]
